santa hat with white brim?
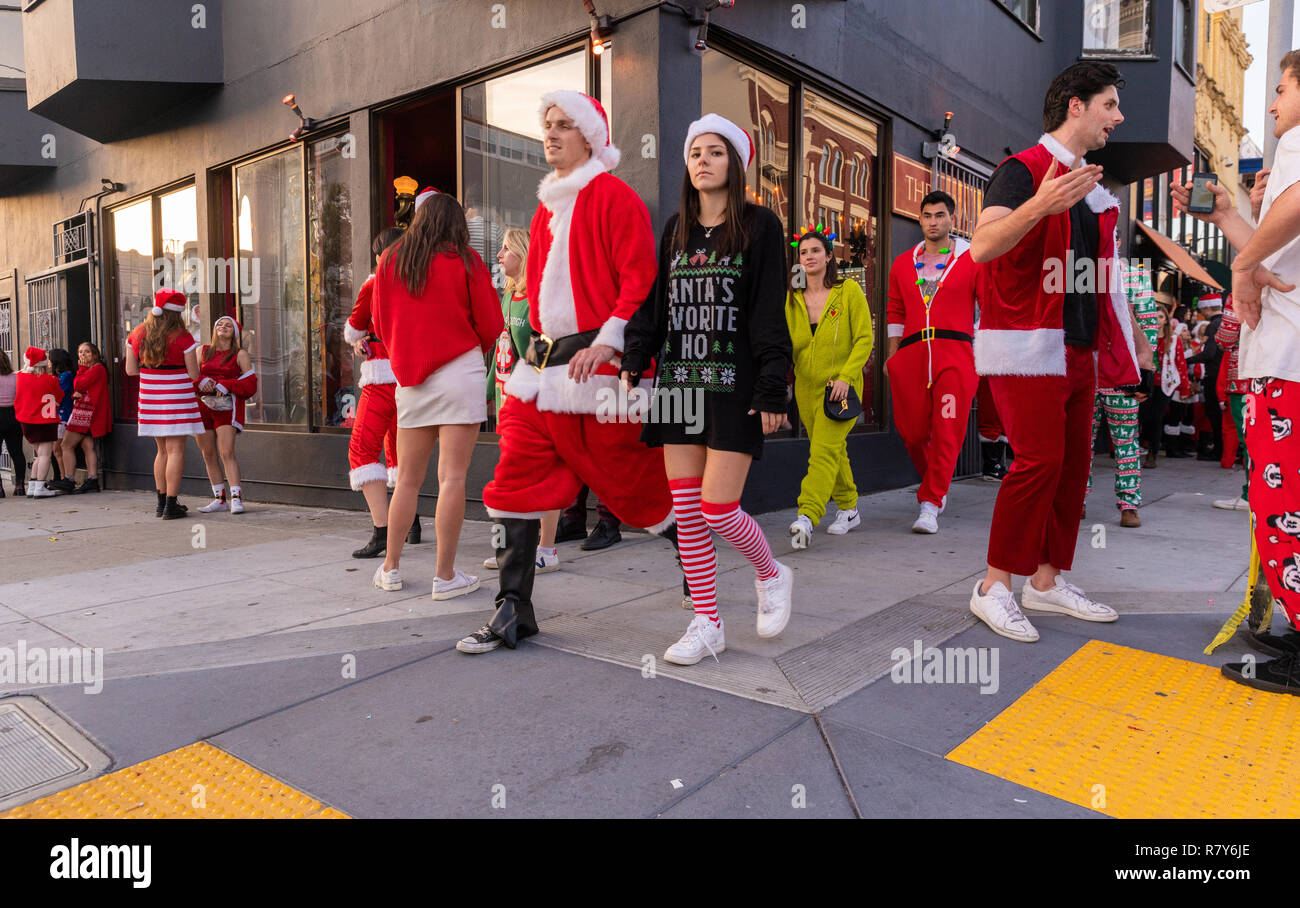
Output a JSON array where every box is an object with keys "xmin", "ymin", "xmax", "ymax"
[
  {"xmin": 538, "ymin": 90, "xmax": 620, "ymax": 170},
  {"xmin": 683, "ymin": 113, "xmax": 754, "ymax": 169}
]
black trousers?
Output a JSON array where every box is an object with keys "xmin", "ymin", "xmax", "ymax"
[
  {"xmin": 1139, "ymin": 390, "xmax": 1170, "ymax": 453},
  {"xmin": 0, "ymin": 406, "xmax": 26, "ymax": 487}
]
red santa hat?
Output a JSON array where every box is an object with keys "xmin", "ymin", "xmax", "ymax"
[
  {"xmin": 24, "ymin": 345, "xmax": 46, "ymax": 369},
  {"xmin": 683, "ymin": 113, "xmax": 754, "ymax": 168},
  {"xmin": 1197, "ymin": 292, "xmax": 1223, "ymax": 310},
  {"xmin": 415, "ymin": 186, "xmax": 438, "ymax": 210},
  {"xmin": 151, "ymin": 288, "xmax": 187, "ymax": 316},
  {"xmin": 213, "ymin": 315, "xmax": 242, "ymax": 343},
  {"xmin": 538, "ymin": 90, "xmax": 620, "ymax": 169}
]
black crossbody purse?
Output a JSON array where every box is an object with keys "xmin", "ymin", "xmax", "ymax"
[{"xmin": 819, "ymin": 298, "xmax": 861, "ymax": 421}]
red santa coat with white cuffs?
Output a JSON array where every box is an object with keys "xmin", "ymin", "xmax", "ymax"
[
  {"xmin": 503, "ymin": 154, "xmax": 658, "ymax": 413},
  {"xmin": 342, "ymin": 273, "xmax": 399, "ymax": 489}
]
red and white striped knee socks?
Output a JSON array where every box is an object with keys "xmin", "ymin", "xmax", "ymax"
[
  {"xmin": 701, "ymin": 499, "xmax": 779, "ymax": 583},
  {"xmin": 669, "ymin": 478, "xmax": 718, "ymax": 623}
]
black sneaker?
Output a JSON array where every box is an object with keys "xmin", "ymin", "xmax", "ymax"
[
  {"xmin": 48, "ymin": 477, "xmax": 76, "ymax": 493},
  {"xmin": 456, "ymin": 625, "xmax": 504, "ymax": 654},
  {"xmin": 581, "ymin": 520, "xmax": 622, "ymax": 551},
  {"xmin": 1221, "ymin": 653, "xmax": 1300, "ymax": 695},
  {"xmin": 75, "ymin": 477, "xmax": 100, "ymax": 494},
  {"xmin": 1244, "ymin": 628, "xmax": 1300, "ymax": 659}
]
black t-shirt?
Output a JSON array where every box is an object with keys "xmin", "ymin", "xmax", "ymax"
[{"xmin": 983, "ymin": 158, "xmax": 1099, "ymax": 348}]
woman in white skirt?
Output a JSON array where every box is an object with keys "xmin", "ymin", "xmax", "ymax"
[
  {"xmin": 125, "ymin": 289, "xmax": 203, "ymax": 519},
  {"xmin": 370, "ymin": 192, "xmax": 504, "ymax": 598}
]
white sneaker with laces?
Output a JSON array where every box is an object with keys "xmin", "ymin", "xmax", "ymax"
[
  {"xmin": 912, "ymin": 502, "xmax": 939, "ymax": 534},
  {"xmin": 230, "ymin": 495, "xmax": 245, "ymax": 514},
  {"xmin": 756, "ymin": 560, "xmax": 793, "ymax": 638},
  {"xmin": 1020, "ymin": 576, "xmax": 1118, "ymax": 623},
  {"xmin": 30, "ymin": 480, "xmax": 55, "ymax": 498},
  {"xmin": 432, "ymin": 569, "xmax": 481, "ymax": 601},
  {"xmin": 789, "ymin": 514, "xmax": 813, "ymax": 550},
  {"xmin": 199, "ymin": 497, "xmax": 228, "ymax": 513},
  {"xmin": 373, "ymin": 564, "xmax": 402, "ymax": 591},
  {"xmin": 940, "ymin": 494, "xmax": 948, "ymax": 515},
  {"xmin": 969, "ymin": 580, "xmax": 1039, "ymax": 642},
  {"xmin": 826, "ymin": 509, "xmax": 860, "ymax": 535},
  {"xmin": 663, "ymin": 615, "xmax": 726, "ymax": 665},
  {"xmin": 1213, "ymin": 497, "xmax": 1250, "ymax": 511},
  {"xmin": 535, "ymin": 547, "xmax": 560, "ymax": 574},
  {"xmin": 483, "ymin": 554, "xmax": 498, "ymax": 570}
]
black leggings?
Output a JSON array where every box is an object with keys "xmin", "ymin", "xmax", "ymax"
[{"xmin": 0, "ymin": 406, "xmax": 26, "ymax": 487}]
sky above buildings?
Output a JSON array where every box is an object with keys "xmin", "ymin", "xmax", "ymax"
[{"xmin": 1241, "ymin": 1, "xmax": 1295, "ymax": 153}]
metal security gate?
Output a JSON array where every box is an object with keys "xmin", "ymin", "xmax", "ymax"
[
  {"xmin": 0, "ymin": 289, "xmax": 11, "ymax": 478},
  {"xmin": 26, "ymin": 272, "xmax": 63, "ymax": 351}
]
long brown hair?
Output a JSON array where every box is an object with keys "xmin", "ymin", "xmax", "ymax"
[
  {"xmin": 0, "ymin": 350, "xmax": 11, "ymax": 376},
  {"xmin": 672, "ymin": 134, "xmax": 750, "ymax": 258},
  {"xmin": 792, "ymin": 233, "xmax": 842, "ymax": 291},
  {"xmin": 205, "ymin": 318, "xmax": 240, "ymax": 363},
  {"xmin": 142, "ymin": 308, "xmax": 186, "ymax": 367},
  {"xmin": 385, "ymin": 192, "xmax": 473, "ymax": 295}
]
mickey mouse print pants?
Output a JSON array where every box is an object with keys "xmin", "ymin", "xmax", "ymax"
[{"xmin": 1246, "ymin": 377, "xmax": 1300, "ymax": 627}]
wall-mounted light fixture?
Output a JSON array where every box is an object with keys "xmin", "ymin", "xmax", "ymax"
[{"xmin": 282, "ymin": 93, "xmax": 318, "ymax": 143}]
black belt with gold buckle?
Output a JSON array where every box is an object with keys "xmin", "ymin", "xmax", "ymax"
[
  {"xmin": 897, "ymin": 328, "xmax": 972, "ymax": 350},
  {"xmin": 525, "ymin": 329, "xmax": 599, "ymax": 371}
]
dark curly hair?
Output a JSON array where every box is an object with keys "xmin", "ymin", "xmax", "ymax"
[{"xmin": 1043, "ymin": 61, "xmax": 1125, "ymax": 132}]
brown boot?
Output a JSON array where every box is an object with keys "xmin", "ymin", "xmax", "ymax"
[
  {"xmin": 1120, "ymin": 509, "xmax": 1141, "ymax": 528},
  {"xmin": 1143, "ymin": 450, "xmax": 1157, "ymax": 469}
]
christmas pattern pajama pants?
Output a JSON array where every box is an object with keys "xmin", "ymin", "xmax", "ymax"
[
  {"xmin": 1246, "ymin": 377, "xmax": 1300, "ymax": 628},
  {"xmin": 1087, "ymin": 388, "xmax": 1141, "ymax": 511}
]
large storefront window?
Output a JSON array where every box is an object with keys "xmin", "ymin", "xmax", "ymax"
[
  {"xmin": 108, "ymin": 187, "xmax": 197, "ymax": 421},
  {"xmin": 702, "ymin": 52, "xmax": 791, "ymax": 227},
  {"xmin": 308, "ymin": 133, "xmax": 355, "ymax": 428},
  {"xmin": 461, "ymin": 49, "xmax": 587, "ymax": 277},
  {"xmin": 236, "ymin": 148, "xmax": 307, "ymax": 426}
]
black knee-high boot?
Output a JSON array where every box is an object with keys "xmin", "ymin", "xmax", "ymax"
[
  {"xmin": 658, "ymin": 523, "xmax": 692, "ymax": 606},
  {"xmin": 488, "ymin": 517, "xmax": 541, "ymax": 648}
]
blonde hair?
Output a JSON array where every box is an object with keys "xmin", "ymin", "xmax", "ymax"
[{"xmin": 502, "ymin": 227, "xmax": 529, "ymax": 298}]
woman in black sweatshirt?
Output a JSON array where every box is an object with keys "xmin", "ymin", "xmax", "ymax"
[{"xmin": 622, "ymin": 113, "xmax": 794, "ymax": 667}]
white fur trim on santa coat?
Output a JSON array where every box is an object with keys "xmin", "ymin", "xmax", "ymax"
[
  {"xmin": 975, "ymin": 328, "xmax": 1067, "ymax": 376},
  {"xmin": 358, "ymin": 358, "xmax": 396, "ymax": 388},
  {"xmin": 386, "ymin": 466, "xmax": 398, "ymax": 489},
  {"xmin": 344, "ymin": 322, "xmax": 368, "ymax": 344},
  {"xmin": 593, "ymin": 316, "xmax": 627, "ymax": 353},
  {"xmin": 539, "ymin": 90, "xmax": 621, "ymax": 170},
  {"xmin": 349, "ymin": 461, "xmax": 388, "ymax": 491},
  {"xmin": 486, "ymin": 507, "xmax": 551, "ymax": 520},
  {"xmin": 1103, "ymin": 225, "xmax": 1138, "ymax": 372},
  {"xmin": 504, "ymin": 359, "xmax": 654, "ymax": 415},
  {"xmin": 536, "ymin": 155, "xmax": 609, "ymax": 342},
  {"xmin": 1038, "ymin": 133, "xmax": 1120, "ymax": 213}
]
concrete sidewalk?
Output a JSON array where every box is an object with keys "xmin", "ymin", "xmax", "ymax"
[{"xmin": 0, "ymin": 455, "xmax": 1271, "ymax": 817}]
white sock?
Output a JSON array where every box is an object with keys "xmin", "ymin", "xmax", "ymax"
[
  {"xmin": 230, "ymin": 485, "xmax": 242, "ymax": 498},
  {"xmin": 212, "ymin": 483, "xmax": 226, "ymax": 498},
  {"xmin": 538, "ymin": 546, "xmax": 557, "ymax": 556}
]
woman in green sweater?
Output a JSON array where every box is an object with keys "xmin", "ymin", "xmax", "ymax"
[
  {"xmin": 485, "ymin": 227, "xmax": 560, "ymax": 573},
  {"xmin": 785, "ymin": 228, "xmax": 874, "ymax": 548}
]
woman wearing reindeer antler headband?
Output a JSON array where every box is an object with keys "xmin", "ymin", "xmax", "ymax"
[{"xmin": 622, "ymin": 113, "xmax": 794, "ymax": 667}]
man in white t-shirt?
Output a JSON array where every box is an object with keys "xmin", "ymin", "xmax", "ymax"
[{"xmin": 1174, "ymin": 49, "xmax": 1300, "ymax": 694}]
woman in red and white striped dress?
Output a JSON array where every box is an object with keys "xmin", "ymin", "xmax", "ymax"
[{"xmin": 125, "ymin": 288, "xmax": 203, "ymax": 519}]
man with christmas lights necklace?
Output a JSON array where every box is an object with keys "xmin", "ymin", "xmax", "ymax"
[{"xmin": 886, "ymin": 190, "xmax": 979, "ymax": 534}]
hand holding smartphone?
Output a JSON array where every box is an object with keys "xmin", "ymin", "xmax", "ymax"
[{"xmin": 1188, "ymin": 172, "xmax": 1218, "ymax": 214}]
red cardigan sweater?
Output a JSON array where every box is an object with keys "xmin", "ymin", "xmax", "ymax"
[
  {"xmin": 370, "ymin": 247, "xmax": 504, "ymax": 388},
  {"xmin": 14, "ymin": 372, "xmax": 62, "ymax": 425},
  {"xmin": 72, "ymin": 362, "xmax": 111, "ymax": 437}
]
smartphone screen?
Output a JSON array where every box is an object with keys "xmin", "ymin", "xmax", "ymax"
[{"xmin": 1189, "ymin": 173, "xmax": 1217, "ymax": 213}]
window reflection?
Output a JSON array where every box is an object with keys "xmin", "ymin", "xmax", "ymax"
[
  {"xmin": 308, "ymin": 133, "xmax": 355, "ymax": 428},
  {"xmin": 159, "ymin": 185, "xmax": 199, "ymax": 344},
  {"xmin": 111, "ymin": 198, "xmax": 154, "ymax": 420}
]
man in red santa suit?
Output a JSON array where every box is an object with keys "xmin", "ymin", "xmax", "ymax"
[
  {"xmin": 885, "ymin": 189, "xmax": 979, "ymax": 535},
  {"xmin": 968, "ymin": 61, "xmax": 1147, "ymax": 642},
  {"xmin": 456, "ymin": 91, "xmax": 674, "ymax": 654},
  {"xmin": 343, "ymin": 188, "xmax": 437, "ymax": 559}
]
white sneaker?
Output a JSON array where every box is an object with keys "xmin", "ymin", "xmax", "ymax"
[
  {"xmin": 432, "ymin": 569, "xmax": 480, "ymax": 601},
  {"xmin": 1021, "ymin": 576, "xmax": 1118, "ymax": 623},
  {"xmin": 826, "ymin": 509, "xmax": 860, "ymax": 535},
  {"xmin": 373, "ymin": 564, "xmax": 402, "ymax": 591},
  {"xmin": 483, "ymin": 554, "xmax": 498, "ymax": 570},
  {"xmin": 1213, "ymin": 497, "xmax": 1250, "ymax": 511},
  {"xmin": 940, "ymin": 494, "xmax": 948, "ymax": 515},
  {"xmin": 911, "ymin": 502, "xmax": 939, "ymax": 534},
  {"xmin": 535, "ymin": 547, "xmax": 560, "ymax": 574},
  {"xmin": 789, "ymin": 514, "xmax": 813, "ymax": 550},
  {"xmin": 198, "ymin": 497, "xmax": 228, "ymax": 513},
  {"xmin": 664, "ymin": 615, "xmax": 726, "ymax": 665},
  {"xmin": 755, "ymin": 560, "xmax": 793, "ymax": 638},
  {"xmin": 969, "ymin": 580, "xmax": 1039, "ymax": 642},
  {"xmin": 29, "ymin": 480, "xmax": 55, "ymax": 498},
  {"xmin": 230, "ymin": 495, "xmax": 245, "ymax": 514}
]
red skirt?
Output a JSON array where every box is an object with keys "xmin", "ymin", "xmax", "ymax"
[{"xmin": 137, "ymin": 367, "xmax": 203, "ymax": 437}]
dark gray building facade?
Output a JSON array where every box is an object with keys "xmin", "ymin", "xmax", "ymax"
[{"xmin": 0, "ymin": 0, "xmax": 1196, "ymax": 514}]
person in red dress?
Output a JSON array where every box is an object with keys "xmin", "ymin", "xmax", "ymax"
[
  {"xmin": 13, "ymin": 347, "xmax": 62, "ymax": 498},
  {"xmin": 58, "ymin": 341, "xmax": 110, "ymax": 493},
  {"xmin": 125, "ymin": 288, "xmax": 203, "ymax": 519},
  {"xmin": 194, "ymin": 316, "xmax": 258, "ymax": 514}
]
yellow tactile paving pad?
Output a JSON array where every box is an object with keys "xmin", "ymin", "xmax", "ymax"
[
  {"xmin": 947, "ymin": 640, "xmax": 1300, "ymax": 818},
  {"xmin": 1, "ymin": 742, "xmax": 349, "ymax": 819}
]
